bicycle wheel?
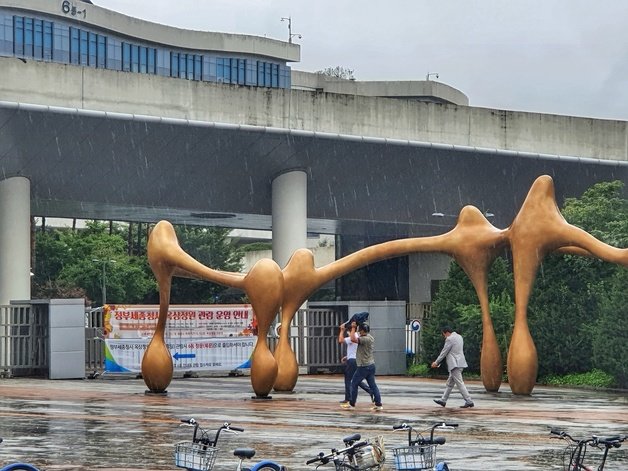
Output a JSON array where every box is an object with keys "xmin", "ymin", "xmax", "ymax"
[
  {"xmin": 248, "ymin": 461, "xmax": 283, "ymax": 471},
  {"xmin": 0, "ymin": 464, "xmax": 41, "ymax": 471}
]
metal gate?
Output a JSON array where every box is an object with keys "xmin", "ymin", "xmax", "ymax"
[
  {"xmin": 269, "ymin": 306, "xmax": 349, "ymax": 374},
  {"xmin": 85, "ymin": 307, "xmax": 106, "ymax": 376},
  {"xmin": 0, "ymin": 303, "xmax": 48, "ymax": 377}
]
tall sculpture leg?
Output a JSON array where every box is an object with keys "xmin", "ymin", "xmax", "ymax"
[
  {"xmin": 141, "ymin": 273, "xmax": 174, "ymax": 393},
  {"xmin": 274, "ymin": 249, "xmax": 318, "ymax": 392},
  {"xmin": 456, "ymin": 261, "xmax": 503, "ymax": 392},
  {"xmin": 243, "ymin": 258, "xmax": 283, "ymax": 397},
  {"xmin": 145, "ymin": 221, "xmax": 248, "ymax": 393},
  {"xmin": 506, "ymin": 247, "xmax": 539, "ymax": 395},
  {"xmin": 506, "ymin": 175, "xmax": 564, "ymax": 394},
  {"xmin": 272, "ymin": 323, "xmax": 299, "ymax": 391}
]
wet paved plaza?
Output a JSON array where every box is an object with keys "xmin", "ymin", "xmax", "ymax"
[{"xmin": 0, "ymin": 374, "xmax": 626, "ymax": 470}]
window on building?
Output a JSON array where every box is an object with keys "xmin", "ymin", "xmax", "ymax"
[
  {"xmin": 238, "ymin": 58, "xmax": 245, "ymax": 85},
  {"xmin": 217, "ymin": 57, "xmax": 230, "ymax": 82},
  {"xmin": 147, "ymin": 47, "xmax": 156, "ymax": 74},
  {"xmin": 193, "ymin": 55, "xmax": 201, "ymax": 80},
  {"xmin": 43, "ymin": 21, "xmax": 53, "ymax": 61},
  {"xmin": 206, "ymin": 56, "xmax": 216, "ymax": 82},
  {"xmin": 130, "ymin": 44, "xmax": 139, "ymax": 72},
  {"xmin": 52, "ymin": 23, "xmax": 69, "ymax": 63},
  {"xmin": 33, "ymin": 19, "xmax": 43, "ymax": 59},
  {"xmin": 69, "ymin": 27, "xmax": 79, "ymax": 64},
  {"xmin": 246, "ymin": 59, "xmax": 257, "ymax": 86},
  {"xmin": 271, "ymin": 63, "xmax": 278, "ymax": 88},
  {"xmin": 23, "ymin": 17, "xmax": 33, "ymax": 57},
  {"xmin": 256, "ymin": 61, "xmax": 263, "ymax": 86},
  {"xmin": 156, "ymin": 49, "xmax": 168, "ymax": 76},
  {"xmin": 13, "ymin": 16, "xmax": 24, "ymax": 56},
  {"xmin": 79, "ymin": 29, "xmax": 88, "ymax": 65},
  {"xmin": 170, "ymin": 51, "xmax": 179, "ymax": 77},
  {"xmin": 122, "ymin": 42, "xmax": 131, "ymax": 71},
  {"xmin": 230, "ymin": 58, "xmax": 238, "ymax": 84},
  {"xmin": 88, "ymin": 32, "xmax": 97, "ymax": 66},
  {"xmin": 264, "ymin": 62, "xmax": 271, "ymax": 87},
  {"xmin": 139, "ymin": 46, "xmax": 146, "ymax": 73},
  {"xmin": 97, "ymin": 35, "xmax": 106, "ymax": 68},
  {"xmin": 178, "ymin": 53, "xmax": 186, "ymax": 78}
]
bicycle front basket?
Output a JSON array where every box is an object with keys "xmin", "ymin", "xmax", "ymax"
[
  {"xmin": 392, "ymin": 443, "xmax": 436, "ymax": 471},
  {"xmin": 174, "ymin": 441, "xmax": 218, "ymax": 471},
  {"xmin": 352, "ymin": 435, "xmax": 386, "ymax": 470}
]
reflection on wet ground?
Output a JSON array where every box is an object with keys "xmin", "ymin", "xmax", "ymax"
[{"xmin": 0, "ymin": 375, "xmax": 626, "ymax": 470}]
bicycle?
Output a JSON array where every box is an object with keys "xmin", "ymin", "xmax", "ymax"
[
  {"xmin": 174, "ymin": 418, "xmax": 287, "ymax": 471},
  {"xmin": 549, "ymin": 428, "xmax": 627, "ymax": 471},
  {"xmin": 306, "ymin": 432, "xmax": 385, "ymax": 470},
  {"xmin": 390, "ymin": 422, "xmax": 458, "ymax": 471},
  {"xmin": 0, "ymin": 438, "xmax": 40, "ymax": 471}
]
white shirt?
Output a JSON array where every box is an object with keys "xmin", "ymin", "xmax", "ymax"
[{"xmin": 343, "ymin": 333, "xmax": 360, "ymax": 359}]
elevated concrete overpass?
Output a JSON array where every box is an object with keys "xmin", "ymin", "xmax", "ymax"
[{"xmin": 1, "ymin": 1, "xmax": 628, "ymax": 306}]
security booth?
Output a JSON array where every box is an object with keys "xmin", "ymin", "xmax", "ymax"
[{"xmin": 1, "ymin": 298, "xmax": 85, "ymax": 379}]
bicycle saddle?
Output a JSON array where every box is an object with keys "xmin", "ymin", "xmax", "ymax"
[
  {"xmin": 343, "ymin": 433, "xmax": 361, "ymax": 445},
  {"xmin": 234, "ymin": 448, "xmax": 256, "ymax": 459}
]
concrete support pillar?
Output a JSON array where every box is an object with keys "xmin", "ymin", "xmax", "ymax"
[
  {"xmin": 271, "ymin": 170, "xmax": 307, "ymax": 269},
  {"xmin": 0, "ymin": 177, "xmax": 31, "ymax": 305}
]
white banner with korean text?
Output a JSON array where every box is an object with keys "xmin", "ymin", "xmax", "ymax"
[{"xmin": 103, "ymin": 305, "xmax": 258, "ymax": 373}]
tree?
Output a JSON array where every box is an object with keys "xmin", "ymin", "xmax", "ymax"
[
  {"xmin": 316, "ymin": 66, "xmax": 355, "ymax": 80},
  {"xmin": 592, "ymin": 267, "xmax": 628, "ymax": 387},
  {"xmin": 423, "ymin": 257, "xmax": 514, "ymax": 373},
  {"xmin": 33, "ymin": 221, "xmax": 155, "ymax": 305},
  {"xmin": 169, "ymin": 226, "xmax": 244, "ymax": 304},
  {"xmin": 424, "ymin": 180, "xmax": 628, "ymax": 386},
  {"xmin": 528, "ymin": 180, "xmax": 628, "ymax": 382}
]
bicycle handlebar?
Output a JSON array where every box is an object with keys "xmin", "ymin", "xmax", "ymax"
[
  {"xmin": 393, "ymin": 422, "xmax": 459, "ymax": 430},
  {"xmin": 550, "ymin": 430, "xmax": 626, "ymax": 448},
  {"xmin": 306, "ymin": 440, "xmax": 369, "ymax": 465}
]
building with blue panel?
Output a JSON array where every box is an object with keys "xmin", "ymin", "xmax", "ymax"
[
  {"xmin": 0, "ymin": 0, "xmax": 627, "ymax": 308},
  {"xmin": 0, "ymin": 1, "xmax": 294, "ymax": 88}
]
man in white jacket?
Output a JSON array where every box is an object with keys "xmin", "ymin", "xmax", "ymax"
[{"xmin": 431, "ymin": 326, "xmax": 474, "ymax": 408}]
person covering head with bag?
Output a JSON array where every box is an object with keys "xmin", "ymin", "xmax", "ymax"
[{"xmin": 341, "ymin": 321, "xmax": 383, "ymax": 411}]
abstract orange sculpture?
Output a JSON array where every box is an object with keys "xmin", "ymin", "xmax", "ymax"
[
  {"xmin": 143, "ymin": 175, "xmax": 626, "ymax": 397},
  {"xmin": 143, "ymin": 221, "xmax": 282, "ymax": 396},
  {"xmin": 273, "ymin": 206, "xmax": 509, "ymax": 392},
  {"xmin": 503, "ymin": 175, "xmax": 628, "ymax": 394}
]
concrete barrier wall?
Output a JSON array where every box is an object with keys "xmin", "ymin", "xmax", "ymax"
[{"xmin": 1, "ymin": 57, "xmax": 626, "ymax": 161}]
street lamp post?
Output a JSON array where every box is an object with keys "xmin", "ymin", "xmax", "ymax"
[{"xmin": 92, "ymin": 259, "xmax": 115, "ymax": 306}]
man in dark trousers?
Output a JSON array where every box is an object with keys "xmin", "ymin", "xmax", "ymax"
[
  {"xmin": 341, "ymin": 321, "xmax": 383, "ymax": 411},
  {"xmin": 338, "ymin": 322, "xmax": 373, "ymax": 405},
  {"xmin": 431, "ymin": 326, "xmax": 474, "ymax": 408}
]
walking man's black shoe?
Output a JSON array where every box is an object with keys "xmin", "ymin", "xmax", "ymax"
[
  {"xmin": 433, "ymin": 399, "xmax": 446, "ymax": 407},
  {"xmin": 460, "ymin": 402, "xmax": 474, "ymax": 408}
]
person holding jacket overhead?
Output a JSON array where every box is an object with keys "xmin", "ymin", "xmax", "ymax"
[
  {"xmin": 341, "ymin": 321, "xmax": 383, "ymax": 411},
  {"xmin": 431, "ymin": 326, "xmax": 474, "ymax": 408},
  {"xmin": 338, "ymin": 322, "xmax": 373, "ymax": 405}
]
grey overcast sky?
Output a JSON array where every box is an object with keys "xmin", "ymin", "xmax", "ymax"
[{"xmin": 95, "ymin": 0, "xmax": 628, "ymax": 121}]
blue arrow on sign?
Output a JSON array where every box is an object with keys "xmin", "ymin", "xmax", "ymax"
[{"xmin": 173, "ymin": 352, "xmax": 196, "ymax": 360}]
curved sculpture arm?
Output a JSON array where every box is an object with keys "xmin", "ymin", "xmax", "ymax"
[{"xmin": 148, "ymin": 221, "xmax": 246, "ymax": 289}]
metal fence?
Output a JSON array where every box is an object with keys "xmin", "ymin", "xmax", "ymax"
[
  {"xmin": 85, "ymin": 307, "xmax": 106, "ymax": 375},
  {"xmin": 2, "ymin": 302, "xmax": 431, "ymax": 377},
  {"xmin": 268, "ymin": 307, "xmax": 348, "ymax": 374},
  {"xmin": 0, "ymin": 303, "xmax": 48, "ymax": 377}
]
